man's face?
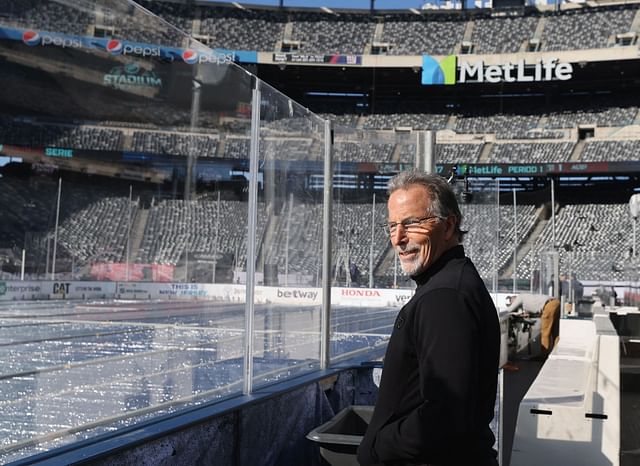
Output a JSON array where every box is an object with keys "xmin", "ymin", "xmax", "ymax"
[{"xmin": 387, "ymin": 185, "xmax": 456, "ymax": 276}]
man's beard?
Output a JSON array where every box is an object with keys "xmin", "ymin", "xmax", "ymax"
[{"xmin": 396, "ymin": 242, "xmax": 427, "ymax": 276}]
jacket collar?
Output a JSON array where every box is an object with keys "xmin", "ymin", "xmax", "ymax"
[{"xmin": 412, "ymin": 244, "xmax": 465, "ymax": 288}]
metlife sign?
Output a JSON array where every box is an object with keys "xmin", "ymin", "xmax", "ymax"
[{"xmin": 422, "ymin": 55, "xmax": 573, "ymax": 85}]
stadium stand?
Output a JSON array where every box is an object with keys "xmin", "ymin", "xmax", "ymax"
[
  {"xmin": 580, "ymin": 140, "xmax": 640, "ymax": 162},
  {"xmin": 131, "ymin": 131, "xmax": 219, "ymax": 158},
  {"xmin": 333, "ymin": 142, "xmax": 395, "ymax": 163},
  {"xmin": 455, "ymin": 113, "xmax": 541, "ymax": 139},
  {"xmin": 541, "ymin": 4, "xmax": 639, "ymax": 52},
  {"xmin": 137, "ymin": 199, "xmax": 267, "ymax": 269},
  {"xmin": 0, "ymin": 176, "xmax": 53, "ymax": 246},
  {"xmin": 223, "ymin": 137, "xmax": 251, "ymax": 159},
  {"xmin": 379, "ymin": 13, "xmax": 466, "ymax": 56},
  {"xmin": 199, "ymin": 6, "xmax": 285, "ymax": 52},
  {"xmin": 262, "ymin": 202, "xmax": 324, "ymax": 279},
  {"xmin": 320, "ymin": 113, "xmax": 361, "ymax": 129},
  {"xmin": 109, "ymin": 1, "xmax": 640, "ymax": 58},
  {"xmin": 398, "ymin": 143, "xmax": 484, "ymax": 164},
  {"xmin": 97, "ymin": 0, "xmax": 187, "ymax": 47},
  {"xmin": 0, "ymin": 117, "xmax": 123, "ymax": 151},
  {"xmin": 135, "ymin": 0, "xmax": 194, "ymax": 36},
  {"xmin": 516, "ymin": 203, "xmax": 634, "ymax": 281},
  {"xmin": 57, "ymin": 197, "xmax": 135, "ymax": 264},
  {"xmin": 26, "ymin": 0, "xmax": 628, "ymax": 58},
  {"xmin": 361, "ymin": 112, "xmax": 449, "ymax": 131},
  {"xmin": 470, "ymin": 13, "xmax": 539, "ymax": 55},
  {"xmin": 263, "ymin": 201, "xmax": 389, "ymax": 283},
  {"xmin": 0, "ymin": 0, "xmax": 93, "ymax": 35},
  {"xmin": 289, "ymin": 12, "xmax": 375, "ymax": 55},
  {"xmin": 463, "ymin": 204, "xmax": 538, "ymax": 280},
  {"xmin": 332, "ymin": 202, "xmax": 389, "ymax": 281},
  {"xmin": 487, "ymin": 142, "xmax": 575, "ymax": 163},
  {"xmin": 544, "ymin": 101, "xmax": 639, "ymax": 129}
]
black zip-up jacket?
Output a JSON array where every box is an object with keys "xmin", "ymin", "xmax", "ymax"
[{"xmin": 357, "ymin": 245, "xmax": 500, "ymax": 466}]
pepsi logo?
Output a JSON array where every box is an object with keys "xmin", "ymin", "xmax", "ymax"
[
  {"xmin": 22, "ymin": 30, "xmax": 40, "ymax": 46},
  {"xmin": 181, "ymin": 49, "xmax": 198, "ymax": 64},
  {"xmin": 106, "ymin": 39, "xmax": 123, "ymax": 55}
]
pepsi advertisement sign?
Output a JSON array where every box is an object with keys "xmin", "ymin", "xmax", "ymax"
[{"xmin": 0, "ymin": 26, "xmax": 258, "ymax": 64}]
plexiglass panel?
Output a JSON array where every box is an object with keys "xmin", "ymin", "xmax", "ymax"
[
  {"xmin": 0, "ymin": 0, "xmax": 259, "ymax": 461},
  {"xmin": 247, "ymin": 80, "xmax": 326, "ymax": 388},
  {"xmin": 327, "ymin": 128, "xmax": 407, "ymax": 365},
  {"xmin": 327, "ymin": 129, "xmax": 500, "ymax": 364}
]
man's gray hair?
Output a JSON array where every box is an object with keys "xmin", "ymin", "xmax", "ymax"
[{"xmin": 388, "ymin": 170, "xmax": 466, "ymax": 241}]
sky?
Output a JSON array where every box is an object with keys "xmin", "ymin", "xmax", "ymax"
[{"xmin": 208, "ymin": 0, "xmax": 429, "ymax": 9}]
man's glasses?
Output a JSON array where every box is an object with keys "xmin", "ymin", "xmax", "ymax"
[{"xmin": 383, "ymin": 215, "xmax": 441, "ymax": 236}]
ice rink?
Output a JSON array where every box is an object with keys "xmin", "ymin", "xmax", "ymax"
[{"xmin": 0, "ymin": 299, "xmax": 396, "ymax": 463}]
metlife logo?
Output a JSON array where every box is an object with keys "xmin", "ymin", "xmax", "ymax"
[
  {"xmin": 422, "ymin": 55, "xmax": 457, "ymax": 85},
  {"xmin": 422, "ymin": 55, "xmax": 573, "ymax": 85}
]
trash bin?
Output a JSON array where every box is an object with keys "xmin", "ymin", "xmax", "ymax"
[{"xmin": 307, "ymin": 405, "xmax": 374, "ymax": 466}]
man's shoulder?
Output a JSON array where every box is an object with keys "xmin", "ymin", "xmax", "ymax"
[{"xmin": 416, "ymin": 257, "xmax": 485, "ymax": 298}]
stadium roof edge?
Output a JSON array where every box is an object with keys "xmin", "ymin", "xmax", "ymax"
[{"xmin": 188, "ymin": 0, "xmax": 640, "ymax": 15}]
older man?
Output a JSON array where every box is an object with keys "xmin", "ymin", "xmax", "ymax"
[{"xmin": 357, "ymin": 171, "xmax": 500, "ymax": 466}]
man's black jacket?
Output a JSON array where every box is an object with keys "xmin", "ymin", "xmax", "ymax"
[{"xmin": 357, "ymin": 245, "xmax": 500, "ymax": 466}]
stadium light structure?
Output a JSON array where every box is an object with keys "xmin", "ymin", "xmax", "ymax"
[
  {"xmin": 551, "ymin": 177, "xmax": 556, "ymax": 250},
  {"xmin": 492, "ymin": 178, "xmax": 500, "ymax": 295},
  {"xmin": 369, "ymin": 193, "xmax": 376, "ymax": 288},
  {"xmin": 285, "ymin": 192, "xmax": 293, "ymax": 286},
  {"xmin": 629, "ymin": 194, "xmax": 640, "ymax": 257},
  {"xmin": 125, "ymin": 185, "xmax": 132, "ymax": 282},
  {"xmin": 512, "ymin": 188, "xmax": 518, "ymax": 293},
  {"xmin": 51, "ymin": 177, "xmax": 62, "ymax": 280},
  {"xmin": 213, "ymin": 190, "xmax": 221, "ymax": 284},
  {"xmin": 415, "ymin": 130, "xmax": 435, "ymax": 174}
]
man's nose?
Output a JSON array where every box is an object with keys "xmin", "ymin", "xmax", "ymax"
[{"xmin": 390, "ymin": 226, "xmax": 408, "ymax": 246}]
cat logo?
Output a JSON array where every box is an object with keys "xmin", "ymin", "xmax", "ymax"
[{"xmin": 53, "ymin": 282, "xmax": 70, "ymax": 296}]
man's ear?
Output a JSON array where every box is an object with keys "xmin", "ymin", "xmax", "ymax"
[{"xmin": 443, "ymin": 215, "xmax": 457, "ymax": 241}]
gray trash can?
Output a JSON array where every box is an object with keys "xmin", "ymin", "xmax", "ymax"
[{"xmin": 307, "ymin": 405, "xmax": 374, "ymax": 466}]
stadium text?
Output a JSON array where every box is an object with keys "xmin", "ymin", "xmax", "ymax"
[
  {"xmin": 103, "ymin": 64, "xmax": 163, "ymax": 91},
  {"xmin": 40, "ymin": 35, "xmax": 83, "ymax": 49},
  {"xmin": 277, "ymin": 289, "xmax": 318, "ymax": 300},
  {"xmin": 341, "ymin": 289, "xmax": 382, "ymax": 297},
  {"xmin": 197, "ymin": 52, "xmax": 235, "ymax": 65},
  {"xmin": 122, "ymin": 44, "xmax": 161, "ymax": 57},
  {"xmin": 45, "ymin": 147, "xmax": 73, "ymax": 158},
  {"xmin": 104, "ymin": 74, "xmax": 162, "ymax": 87},
  {"xmin": 459, "ymin": 58, "xmax": 573, "ymax": 84}
]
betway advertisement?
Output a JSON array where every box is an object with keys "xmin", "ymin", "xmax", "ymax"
[{"xmin": 422, "ymin": 54, "xmax": 573, "ymax": 86}]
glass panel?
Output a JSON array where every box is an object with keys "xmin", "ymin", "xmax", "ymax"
[
  {"xmin": 453, "ymin": 177, "xmax": 500, "ymax": 294},
  {"xmin": 249, "ymin": 80, "xmax": 326, "ymax": 388},
  {"xmin": 0, "ymin": 0, "xmax": 256, "ymax": 461},
  {"xmin": 328, "ymin": 128, "xmax": 409, "ymax": 365},
  {"xmin": 326, "ymin": 131, "xmax": 500, "ymax": 364}
]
